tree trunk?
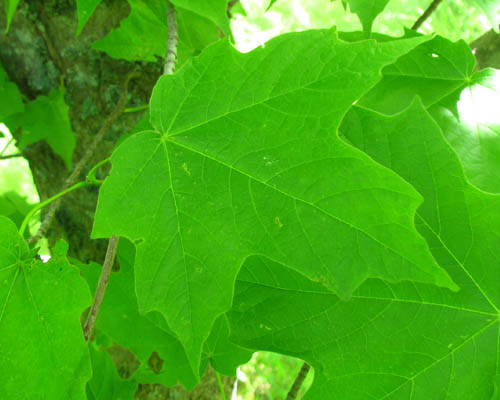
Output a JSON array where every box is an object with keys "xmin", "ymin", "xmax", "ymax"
[{"xmin": 0, "ymin": 0, "xmax": 235, "ymax": 398}]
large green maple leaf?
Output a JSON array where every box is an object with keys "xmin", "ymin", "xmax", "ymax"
[
  {"xmin": 229, "ymin": 99, "xmax": 500, "ymax": 398},
  {"xmin": 0, "ymin": 216, "xmax": 92, "ymax": 399},
  {"xmin": 92, "ymin": 31, "xmax": 457, "ymax": 373}
]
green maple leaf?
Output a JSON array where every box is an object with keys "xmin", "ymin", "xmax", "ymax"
[
  {"xmin": 170, "ymin": 0, "xmax": 231, "ymax": 36},
  {"xmin": 92, "ymin": 30, "xmax": 457, "ymax": 374},
  {"xmin": 229, "ymin": 99, "xmax": 500, "ymax": 397},
  {"xmin": 0, "ymin": 216, "xmax": 92, "ymax": 399}
]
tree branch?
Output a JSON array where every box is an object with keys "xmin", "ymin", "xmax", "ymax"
[
  {"xmin": 412, "ymin": 0, "xmax": 444, "ymax": 30},
  {"xmin": 286, "ymin": 362, "xmax": 311, "ymax": 400},
  {"xmin": 0, "ymin": 153, "xmax": 23, "ymax": 160},
  {"xmin": 83, "ymin": 235, "xmax": 119, "ymax": 341},
  {"xmin": 27, "ymin": 71, "xmax": 139, "ymax": 246},
  {"xmin": 164, "ymin": 1, "xmax": 178, "ymax": 75}
]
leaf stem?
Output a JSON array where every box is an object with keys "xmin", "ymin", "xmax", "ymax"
[
  {"xmin": 164, "ymin": 1, "xmax": 178, "ymax": 75},
  {"xmin": 83, "ymin": 236, "xmax": 119, "ymax": 341},
  {"xmin": 0, "ymin": 137, "xmax": 14, "ymax": 157},
  {"xmin": 412, "ymin": 0, "xmax": 444, "ymax": 30},
  {"xmin": 215, "ymin": 371, "xmax": 227, "ymax": 400},
  {"xmin": 286, "ymin": 362, "xmax": 311, "ymax": 400},
  {"xmin": 123, "ymin": 104, "xmax": 149, "ymax": 113},
  {"xmin": 19, "ymin": 180, "xmax": 92, "ymax": 237},
  {"xmin": 86, "ymin": 157, "xmax": 111, "ymax": 185}
]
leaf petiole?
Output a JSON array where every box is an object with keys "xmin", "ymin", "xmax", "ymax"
[
  {"xmin": 123, "ymin": 104, "xmax": 149, "ymax": 113},
  {"xmin": 215, "ymin": 371, "xmax": 227, "ymax": 400},
  {"xmin": 86, "ymin": 157, "xmax": 111, "ymax": 185},
  {"xmin": 19, "ymin": 181, "xmax": 93, "ymax": 237}
]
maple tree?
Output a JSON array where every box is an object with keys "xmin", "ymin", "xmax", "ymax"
[{"xmin": 1, "ymin": 0, "xmax": 500, "ymax": 399}]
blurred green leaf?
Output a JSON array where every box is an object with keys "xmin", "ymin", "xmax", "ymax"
[
  {"xmin": 474, "ymin": 0, "xmax": 500, "ymax": 31},
  {"xmin": 76, "ymin": 0, "xmax": 102, "ymax": 35},
  {"xmin": 3, "ymin": 0, "xmax": 20, "ymax": 32},
  {"xmin": 6, "ymin": 88, "xmax": 75, "ymax": 169},
  {"xmin": 0, "ymin": 62, "xmax": 24, "ymax": 121}
]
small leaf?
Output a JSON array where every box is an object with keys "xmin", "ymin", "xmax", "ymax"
[
  {"xmin": 170, "ymin": 0, "xmax": 231, "ymax": 36},
  {"xmin": 0, "ymin": 217, "xmax": 92, "ymax": 399},
  {"xmin": 341, "ymin": 0, "xmax": 390, "ymax": 35},
  {"xmin": 76, "ymin": 0, "xmax": 103, "ymax": 35},
  {"xmin": 92, "ymin": 0, "xmax": 220, "ymax": 67},
  {"xmin": 7, "ymin": 88, "xmax": 75, "ymax": 169},
  {"xmin": 0, "ymin": 62, "xmax": 24, "ymax": 121}
]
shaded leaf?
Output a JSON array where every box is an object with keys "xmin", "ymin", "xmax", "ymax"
[
  {"xmin": 0, "ymin": 217, "xmax": 92, "ymax": 399},
  {"xmin": 0, "ymin": 61, "xmax": 24, "ymax": 121},
  {"xmin": 78, "ymin": 239, "xmax": 200, "ymax": 389},
  {"xmin": 6, "ymin": 88, "xmax": 75, "ymax": 169},
  {"xmin": 92, "ymin": 0, "xmax": 220, "ymax": 66},
  {"xmin": 76, "ymin": 0, "xmax": 102, "ymax": 35},
  {"xmin": 4, "ymin": 0, "xmax": 20, "ymax": 32},
  {"xmin": 92, "ymin": 30, "xmax": 456, "ymax": 374},
  {"xmin": 0, "ymin": 191, "xmax": 34, "ymax": 232},
  {"xmin": 86, "ymin": 343, "xmax": 138, "ymax": 400},
  {"xmin": 170, "ymin": 0, "xmax": 231, "ymax": 36}
]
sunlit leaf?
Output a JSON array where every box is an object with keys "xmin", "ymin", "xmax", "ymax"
[{"xmin": 92, "ymin": 30, "xmax": 456, "ymax": 374}]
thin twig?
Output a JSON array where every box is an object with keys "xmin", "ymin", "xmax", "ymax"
[
  {"xmin": 0, "ymin": 153, "xmax": 22, "ymax": 160},
  {"xmin": 164, "ymin": 1, "xmax": 178, "ymax": 75},
  {"xmin": 27, "ymin": 72, "xmax": 139, "ymax": 245},
  {"xmin": 286, "ymin": 362, "xmax": 311, "ymax": 400},
  {"xmin": 83, "ymin": 236, "xmax": 119, "ymax": 341},
  {"xmin": 0, "ymin": 137, "xmax": 14, "ymax": 157},
  {"xmin": 412, "ymin": 0, "xmax": 444, "ymax": 30}
]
